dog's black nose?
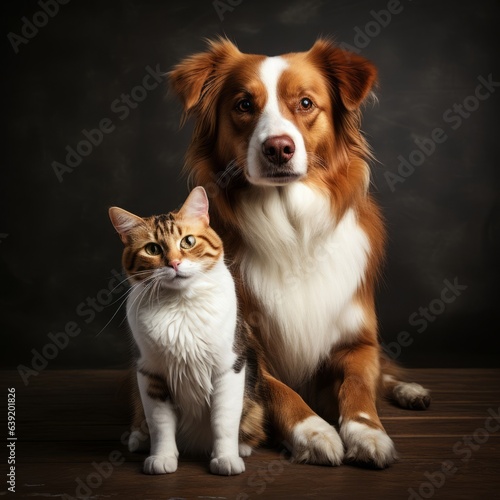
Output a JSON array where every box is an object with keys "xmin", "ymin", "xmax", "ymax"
[{"xmin": 262, "ymin": 135, "xmax": 295, "ymax": 164}]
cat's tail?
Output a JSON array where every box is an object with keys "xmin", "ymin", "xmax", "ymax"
[{"xmin": 379, "ymin": 354, "xmax": 431, "ymax": 410}]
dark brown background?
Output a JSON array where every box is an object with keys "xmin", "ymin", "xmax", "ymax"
[{"xmin": 2, "ymin": 0, "xmax": 500, "ymax": 371}]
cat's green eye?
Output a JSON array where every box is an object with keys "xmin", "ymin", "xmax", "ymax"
[
  {"xmin": 180, "ymin": 235, "xmax": 196, "ymax": 249},
  {"xmin": 145, "ymin": 243, "xmax": 162, "ymax": 256}
]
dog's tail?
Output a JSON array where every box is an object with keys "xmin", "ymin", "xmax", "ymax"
[{"xmin": 379, "ymin": 354, "xmax": 431, "ymax": 410}]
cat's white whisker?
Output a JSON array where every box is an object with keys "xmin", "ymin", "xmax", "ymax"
[
  {"xmin": 127, "ymin": 279, "xmax": 159, "ymax": 319},
  {"xmin": 94, "ymin": 291, "xmax": 131, "ymax": 338},
  {"xmin": 95, "ymin": 274, "xmax": 162, "ymax": 338},
  {"xmin": 107, "ymin": 275, "xmax": 130, "ymax": 294}
]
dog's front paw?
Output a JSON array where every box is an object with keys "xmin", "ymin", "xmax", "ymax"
[
  {"xmin": 341, "ymin": 421, "xmax": 397, "ymax": 468},
  {"xmin": 210, "ymin": 455, "xmax": 246, "ymax": 475},
  {"xmin": 143, "ymin": 454, "xmax": 178, "ymax": 474},
  {"xmin": 290, "ymin": 415, "xmax": 344, "ymax": 466}
]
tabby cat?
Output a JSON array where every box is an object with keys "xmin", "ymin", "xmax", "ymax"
[{"xmin": 108, "ymin": 187, "xmax": 266, "ymax": 475}]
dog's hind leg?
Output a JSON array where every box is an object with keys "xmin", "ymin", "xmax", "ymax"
[{"xmin": 379, "ymin": 355, "xmax": 431, "ymax": 410}]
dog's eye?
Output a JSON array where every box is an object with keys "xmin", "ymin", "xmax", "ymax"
[
  {"xmin": 299, "ymin": 97, "xmax": 313, "ymax": 111},
  {"xmin": 236, "ymin": 98, "xmax": 252, "ymax": 113}
]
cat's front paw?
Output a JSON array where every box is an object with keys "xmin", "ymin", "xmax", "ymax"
[
  {"xmin": 210, "ymin": 455, "xmax": 245, "ymax": 475},
  {"xmin": 143, "ymin": 454, "xmax": 178, "ymax": 474}
]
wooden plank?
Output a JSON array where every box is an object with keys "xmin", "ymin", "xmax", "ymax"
[
  {"xmin": 3, "ymin": 368, "xmax": 499, "ymax": 390},
  {"xmin": 17, "ymin": 436, "xmax": 500, "ymax": 462},
  {"xmin": 11, "ymin": 396, "xmax": 500, "ymax": 423},
  {"xmin": 379, "ymin": 401, "xmax": 500, "ymax": 417},
  {"xmin": 11, "ymin": 416, "xmax": 499, "ymax": 442},
  {"xmin": 402, "ymin": 369, "xmax": 500, "ymax": 392},
  {"xmin": 11, "ymin": 402, "xmax": 500, "ymax": 428}
]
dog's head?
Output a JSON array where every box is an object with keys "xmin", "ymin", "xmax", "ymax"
[{"xmin": 169, "ymin": 38, "xmax": 376, "ymax": 190}]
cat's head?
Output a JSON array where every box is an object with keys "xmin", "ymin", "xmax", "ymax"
[{"xmin": 109, "ymin": 187, "xmax": 223, "ymax": 290}]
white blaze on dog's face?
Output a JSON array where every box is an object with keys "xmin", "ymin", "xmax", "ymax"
[{"xmin": 246, "ymin": 57, "xmax": 306, "ymax": 185}]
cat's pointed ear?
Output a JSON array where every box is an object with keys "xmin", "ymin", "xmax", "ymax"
[
  {"xmin": 108, "ymin": 207, "xmax": 144, "ymax": 243},
  {"xmin": 178, "ymin": 187, "xmax": 210, "ymax": 226}
]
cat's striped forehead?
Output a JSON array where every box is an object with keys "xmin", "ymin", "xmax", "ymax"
[
  {"xmin": 145, "ymin": 211, "xmax": 205, "ymax": 240},
  {"xmin": 149, "ymin": 212, "xmax": 180, "ymax": 238},
  {"xmin": 154, "ymin": 213, "xmax": 175, "ymax": 223}
]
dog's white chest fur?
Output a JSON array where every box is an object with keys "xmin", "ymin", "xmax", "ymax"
[{"xmin": 237, "ymin": 183, "xmax": 370, "ymax": 387}]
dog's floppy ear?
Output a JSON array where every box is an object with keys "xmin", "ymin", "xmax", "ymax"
[
  {"xmin": 169, "ymin": 37, "xmax": 241, "ymax": 119},
  {"xmin": 308, "ymin": 39, "xmax": 377, "ymax": 111}
]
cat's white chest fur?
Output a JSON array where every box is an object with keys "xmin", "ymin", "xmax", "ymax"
[{"xmin": 127, "ymin": 259, "xmax": 238, "ymax": 422}]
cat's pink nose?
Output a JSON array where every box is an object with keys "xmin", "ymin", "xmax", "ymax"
[{"xmin": 168, "ymin": 260, "xmax": 181, "ymax": 272}]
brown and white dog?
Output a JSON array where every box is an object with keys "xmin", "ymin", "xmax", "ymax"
[{"xmin": 169, "ymin": 38, "xmax": 431, "ymax": 468}]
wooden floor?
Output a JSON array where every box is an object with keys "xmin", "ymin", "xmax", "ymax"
[{"xmin": 2, "ymin": 369, "xmax": 499, "ymax": 499}]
